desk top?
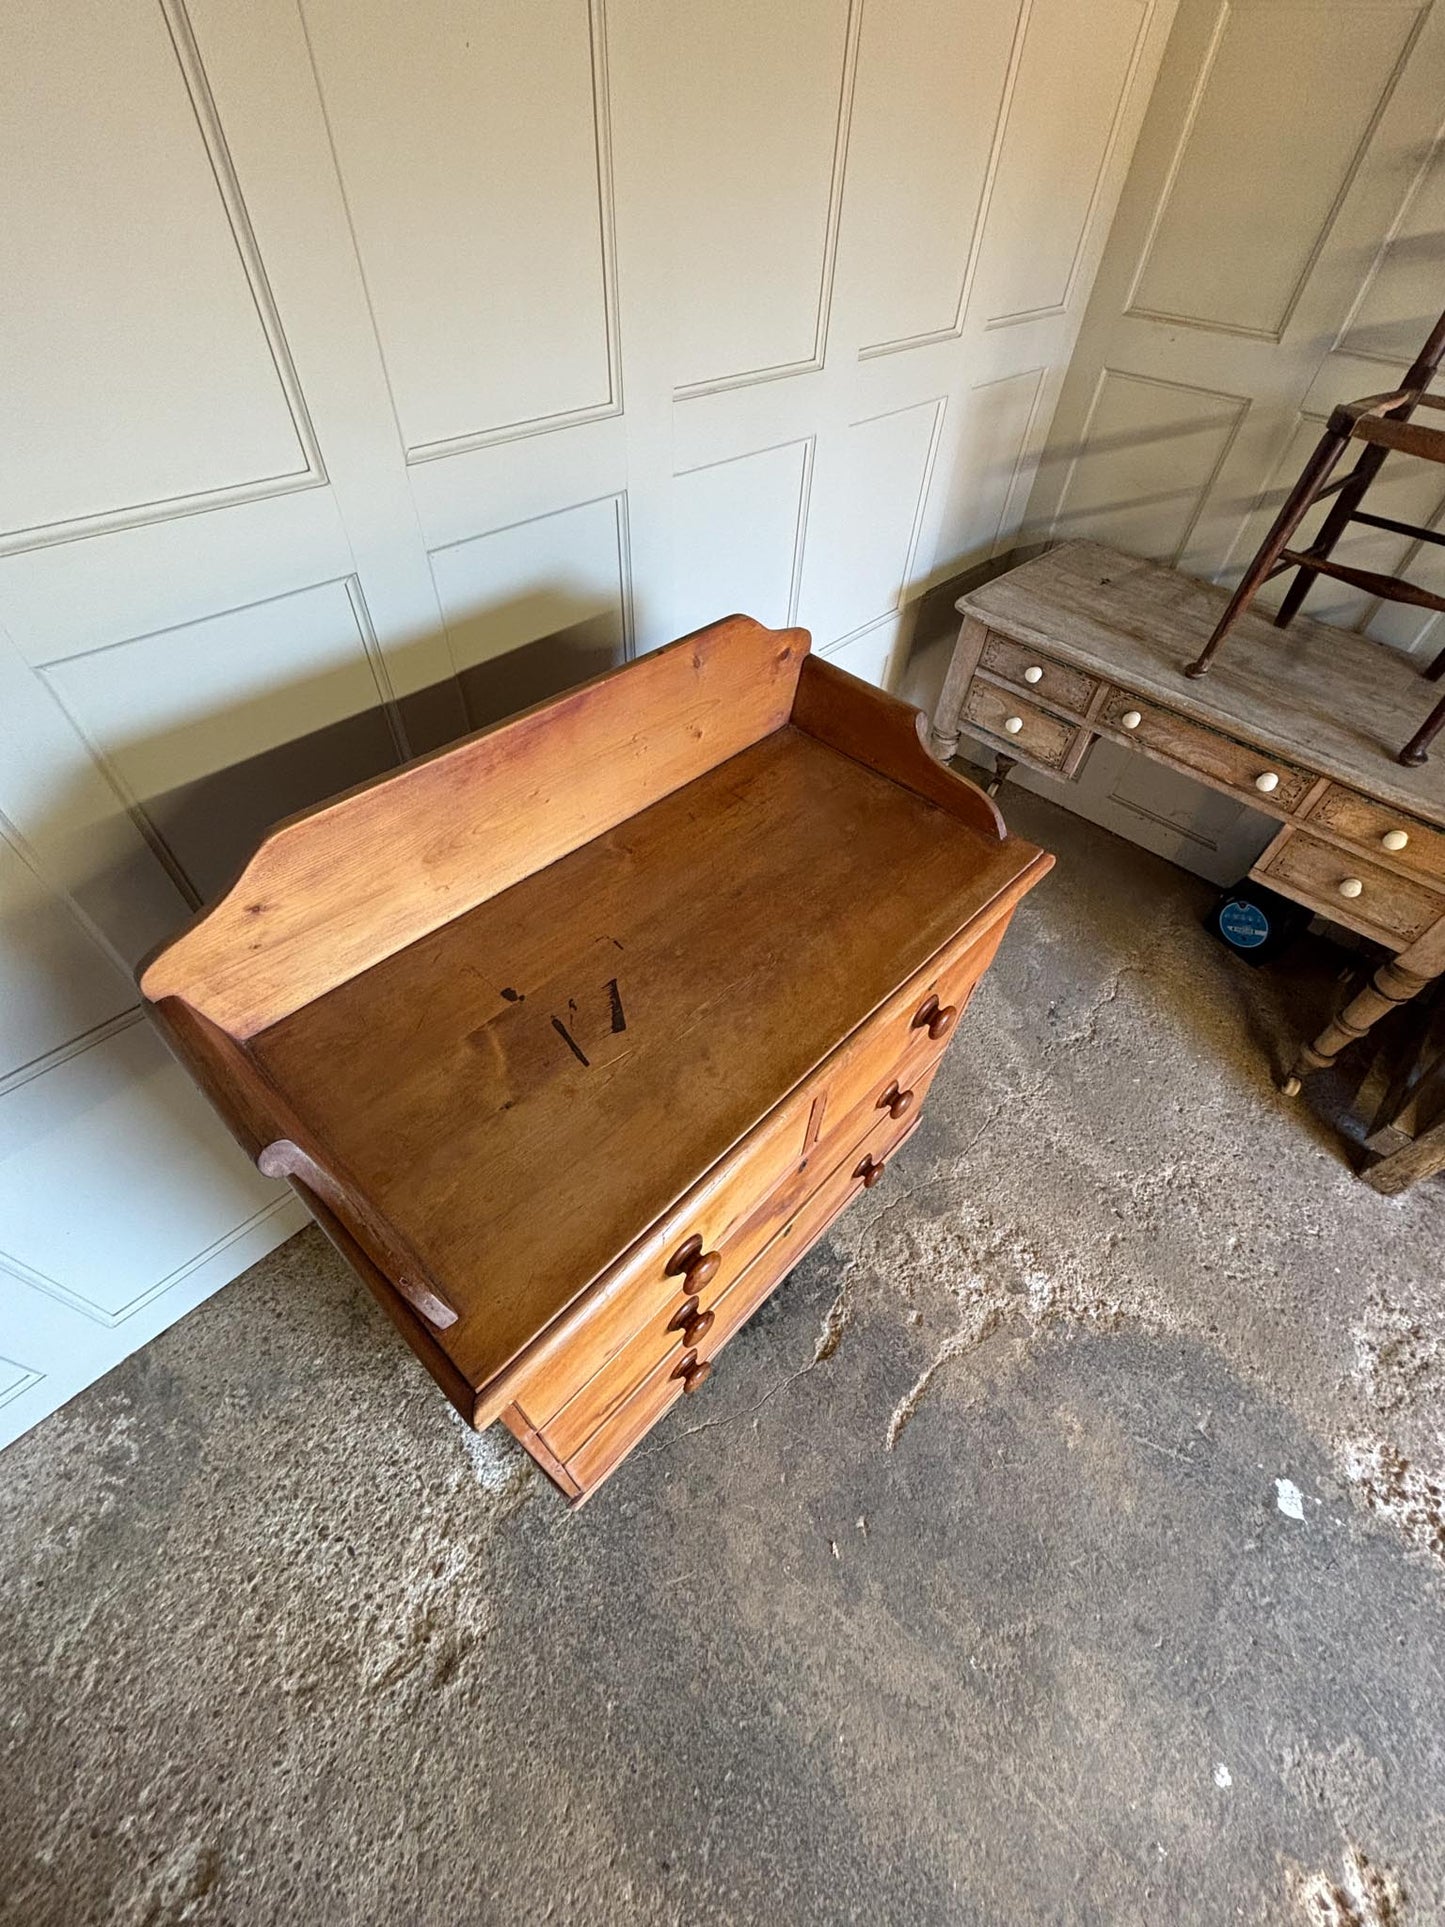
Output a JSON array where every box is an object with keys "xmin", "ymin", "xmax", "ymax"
[{"xmin": 959, "ymin": 541, "xmax": 1445, "ymax": 826}]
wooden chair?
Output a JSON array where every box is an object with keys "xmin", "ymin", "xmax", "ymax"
[
  {"xmin": 1353, "ymin": 972, "xmax": 1445, "ymax": 1192},
  {"xmin": 1185, "ymin": 307, "xmax": 1445, "ymax": 767}
]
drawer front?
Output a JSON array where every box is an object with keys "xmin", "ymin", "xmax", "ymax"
[
  {"xmin": 810, "ymin": 917, "xmax": 1003, "ymax": 1164},
  {"xmin": 497, "ymin": 1081, "xmax": 816, "ymax": 1427},
  {"xmin": 979, "ymin": 631, "xmax": 1099, "ymax": 715},
  {"xmin": 1305, "ymin": 785, "xmax": 1445, "ymax": 884},
  {"xmin": 705, "ymin": 1099, "xmax": 926, "ymax": 1359},
  {"xmin": 1256, "ymin": 831, "xmax": 1445, "ymax": 944},
  {"xmin": 1099, "ymin": 690, "xmax": 1314, "ymax": 811},
  {"xmin": 538, "ymin": 1060, "xmax": 942, "ymax": 1464},
  {"xmin": 565, "ymin": 1345, "xmax": 686, "ymax": 1495},
  {"xmin": 536, "ymin": 1228, "xmax": 734, "ymax": 1461},
  {"xmin": 561, "ymin": 1093, "xmax": 929, "ymax": 1497},
  {"xmin": 962, "ymin": 679, "xmax": 1080, "ymax": 770}
]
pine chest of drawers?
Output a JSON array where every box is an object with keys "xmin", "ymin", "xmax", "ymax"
[{"xmin": 140, "ymin": 617, "xmax": 1050, "ymax": 1504}]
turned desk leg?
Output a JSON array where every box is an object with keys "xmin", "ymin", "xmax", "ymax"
[
  {"xmin": 929, "ymin": 722, "xmax": 960, "ymax": 763},
  {"xmin": 1280, "ymin": 956, "xmax": 1433, "ymax": 1096},
  {"xmin": 930, "ymin": 615, "xmax": 989, "ymax": 764}
]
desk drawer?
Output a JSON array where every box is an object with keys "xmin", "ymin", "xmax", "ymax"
[
  {"xmin": 1255, "ymin": 830, "xmax": 1445, "ymax": 945},
  {"xmin": 979, "ymin": 632, "xmax": 1099, "ymax": 715},
  {"xmin": 564, "ymin": 1345, "xmax": 686, "ymax": 1496},
  {"xmin": 962, "ymin": 679, "xmax": 1081, "ymax": 770},
  {"xmin": 1304, "ymin": 785, "xmax": 1445, "ymax": 885},
  {"xmin": 703, "ymin": 1101, "xmax": 924, "ymax": 1358},
  {"xmin": 1099, "ymin": 690, "xmax": 1314, "ymax": 811}
]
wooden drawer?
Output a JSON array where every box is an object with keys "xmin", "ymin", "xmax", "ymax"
[
  {"xmin": 560, "ymin": 1090, "xmax": 930, "ymax": 1498},
  {"xmin": 565, "ymin": 1345, "xmax": 686, "ymax": 1496},
  {"xmin": 810, "ymin": 917, "xmax": 1004, "ymax": 1163},
  {"xmin": 534, "ymin": 1223, "xmax": 736, "ymax": 1461},
  {"xmin": 1099, "ymin": 689, "xmax": 1314, "ymax": 811},
  {"xmin": 493, "ymin": 1081, "xmax": 816, "ymax": 1427},
  {"xmin": 1255, "ymin": 830, "xmax": 1445, "ymax": 945},
  {"xmin": 1304, "ymin": 785, "xmax": 1445, "ymax": 885},
  {"xmin": 704, "ymin": 1099, "xmax": 925, "ymax": 1359},
  {"xmin": 979, "ymin": 631, "xmax": 1100, "ymax": 715},
  {"xmin": 962, "ymin": 678, "xmax": 1081, "ymax": 770},
  {"xmin": 537, "ymin": 1057, "xmax": 943, "ymax": 1464}
]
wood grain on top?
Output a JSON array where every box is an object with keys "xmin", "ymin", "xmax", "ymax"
[
  {"xmin": 140, "ymin": 615, "xmax": 809, "ymax": 1037},
  {"xmin": 959, "ymin": 541, "xmax": 1445, "ymax": 824},
  {"xmin": 251, "ymin": 725, "xmax": 1043, "ymax": 1391}
]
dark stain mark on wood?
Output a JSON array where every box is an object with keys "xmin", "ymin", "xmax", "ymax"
[
  {"xmin": 499, "ymin": 986, "xmax": 523, "ymax": 1002},
  {"xmin": 607, "ymin": 977, "xmax": 627, "ymax": 1034},
  {"xmin": 551, "ymin": 1015, "xmax": 590, "ymax": 1068}
]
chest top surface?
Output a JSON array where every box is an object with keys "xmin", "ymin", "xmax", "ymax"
[
  {"xmin": 958, "ymin": 540, "xmax": 1445, "ymax": 826},
  {"xmin": 251, "ymin": 723, "xmax": 1037, "ymax": 1388}
]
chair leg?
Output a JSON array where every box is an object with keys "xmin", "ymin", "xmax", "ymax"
[
  {"xmin": 1185, "ymin": 424, "xmax": 1352, "ymax": 678},
  {"xmin": 1399, "ymin": 686, "xmax": 1445, "ymax": 766},
  {"xmin": 1273, "ymin": 443, "xmax": 1389, "ymax": 629}
]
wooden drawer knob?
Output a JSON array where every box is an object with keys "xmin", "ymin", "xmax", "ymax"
[
  {"xmin": 682, "ymin": 1308, "xmax": 714, "ymax": 1347},
  {"xmin": 1253, "ymin": 771, "xmax": 1280, "ymax": 794},
  {"xmin": 911, "ymin": 993, "xmax": 957, "ymax": 1042},
  {"xmin": 1382, "ymin": 828, "xmax": 1409, "ymax": 852},
  {"xmin": 1120, "ymin": 709, "xmax": 1142, "ymax": 731},
  {"xmin": 1003, "ymin": 714, "xmax": 1024, "ymax": 735},
  {"xmin": 855, "ymin": 1153, "xmax": 886, "ymax": 1188},
  {"xmin": 878, "ymin": 1081, "xmax": 915, "ymax": 1121},
  {"xmin": 672, "ymin": 1351, "xmax": 712, "ymax": 1394},
  {"xmin": 666, "ymin": 1234, "xmax": 721, "ymax": 1290},
  {"xmin": 1023, "ymin": 665, "xmax": 1044, "ymax": 684},
  {"xmin": 669, "ymin": 1299, "xmax": 715, "ymax": 1346},
  {"xmin": 1338, "ymin": 876, "xmax": 1364, "ymax": 899}
]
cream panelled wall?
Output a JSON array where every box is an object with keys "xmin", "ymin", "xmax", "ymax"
[
  {"xmin": 0, "ymin": 0, "xmax": 1173, "ymax": 1446},
  {"xmin": 1031, "ymin": 0, "xmax": 1445, "ymax": 624},
  {"xmin": 1014, "ymin": 0, "xmax": 1445, "ymax": 877}
]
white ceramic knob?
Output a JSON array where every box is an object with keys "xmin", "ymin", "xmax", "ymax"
[
  {"xmin": 1023, "ymin": 665, "xmax": 1044, "ymax": 684},
  {"xmin": 1381, "ymin": 828, "xmax": 1409, "ymax": 852},
  {"xmin": 1254, "ymin": 771, "xmax": 1280, "ymax": 794},
  {"xmin": 1003, "ymin": 714, "xmax": 1024, "ymax": 735},
  {"xmin": 1121, "ymin": 709, "xmax": 1142, "ymax": 731},
  {"xmin": 1338, "ymin": 876, "xmax": 1364, "ymax": 899}
]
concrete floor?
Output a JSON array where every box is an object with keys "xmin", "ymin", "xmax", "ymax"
[{"xmin": 3, "ymin": 790, "xmax": 1444, "ymax": 1927}]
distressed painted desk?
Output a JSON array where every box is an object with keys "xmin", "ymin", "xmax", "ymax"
[{"xmin": 932, "ymin": 540, "xmax": 1445, "ymax": 1125}]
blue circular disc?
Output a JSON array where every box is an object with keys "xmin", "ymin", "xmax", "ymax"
[{"xmin": 1218, "ymin": 897, "xmax": 1269, "ymax": 950}]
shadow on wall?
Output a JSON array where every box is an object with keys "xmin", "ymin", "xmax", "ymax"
[
  {"xmin": 140, "ymin": 611, "xmax": 623, "ymax": 907},
  {"xmin": 28, "ymin": 595, "xmax": 626, "ymax": 1033}
]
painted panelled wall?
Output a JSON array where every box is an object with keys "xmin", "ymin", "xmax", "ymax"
[
  {"xmin": 0, "ymin": 0, "xmax": 1173, "ymax": 1449},
  {"xmin": 1013, "ymin": 0, "xmax": 1445, "ymax": 880}
]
